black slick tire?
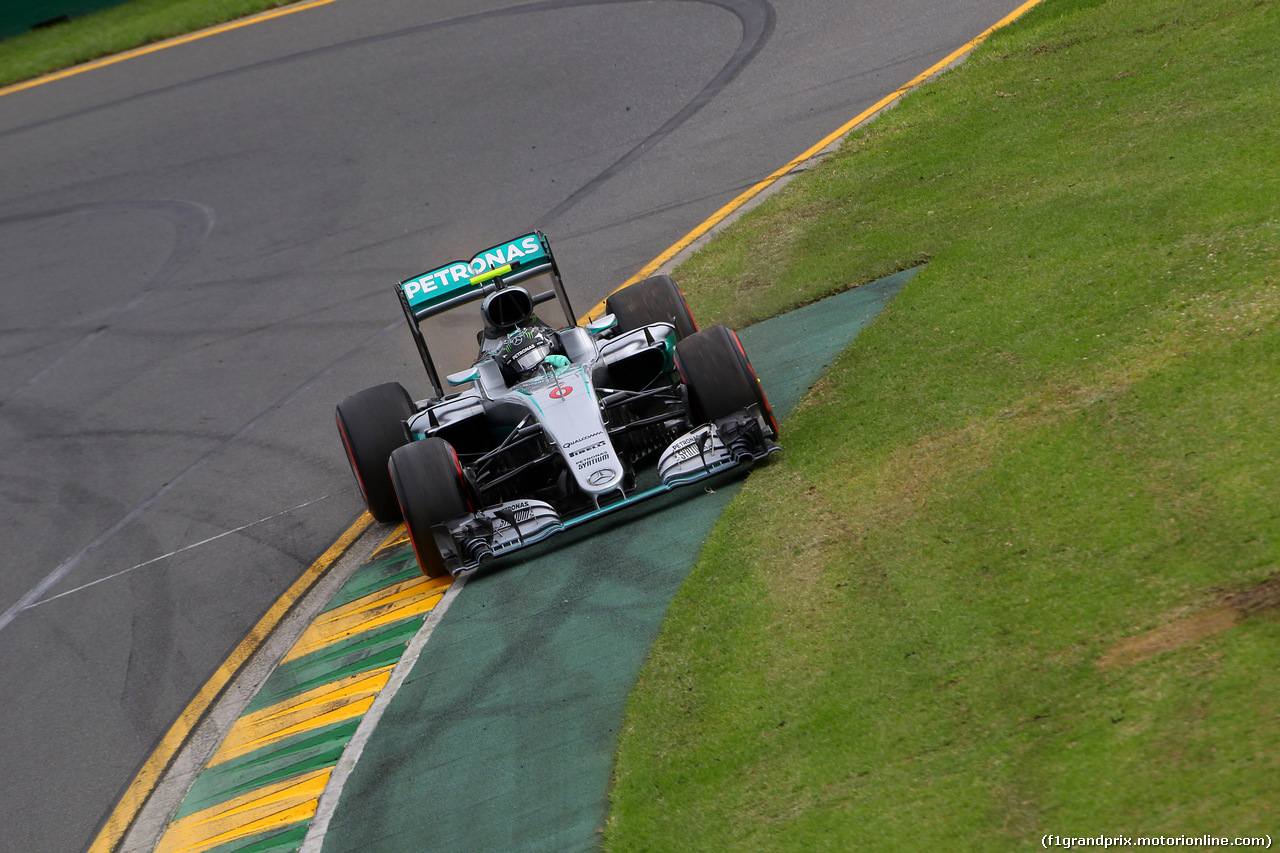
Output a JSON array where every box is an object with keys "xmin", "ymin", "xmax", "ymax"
[
  {"xmin": 389, "ymin": 438, "xmax": 472, "ymax": 578},
  {"xmin": 606, "ymin": 274, "xmax": 697, "ymax": 340},
  {"xmin": 335, "ymin": 382, "xmax": 415, "ymax": 523},
  {"xmin": 674, "ymin": 324, "xmax": 779, "ymax": 437}
]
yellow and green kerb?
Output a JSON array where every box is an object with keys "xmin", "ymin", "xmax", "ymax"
[{"xmin": 152, "ymin": 530, "xmax": 439, "ymax": 853}]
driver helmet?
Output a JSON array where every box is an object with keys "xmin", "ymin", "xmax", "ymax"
[{"xmin": 497, "ymin": 326, "xmax": 555, "ymax": 380}]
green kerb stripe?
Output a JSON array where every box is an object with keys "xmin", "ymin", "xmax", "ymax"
[
  {"xmin": 200, "ymin": 821, "xmax": 309, "ymax": 853},
  {"xmin": 246, "ymin": 631, "xmax": 417, "ymax": 714},
  {"xmin": 175, "ymin": 718, "xmax": 360, "ymax": 819},
  {"xmin": 321, "ymin": 549, "xmax": 418, "ymax": 612}
]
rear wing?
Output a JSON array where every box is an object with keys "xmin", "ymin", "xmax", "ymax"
[{"xmin": 396, "ymin": 231, "xmax": 578, "ymax": 398}]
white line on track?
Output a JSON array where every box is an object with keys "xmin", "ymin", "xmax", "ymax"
[
  {"xmin": 20, "ymin": 492, "xmax": 348, "ymax": 611},
  {"xmin": 0, "ymin": 319, "xmax": 397, "ymax": 636}
]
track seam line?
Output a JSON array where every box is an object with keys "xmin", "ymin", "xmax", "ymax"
[{"xmin": 23, "ymin": 493, "xmax": 345, "ymax": 611}]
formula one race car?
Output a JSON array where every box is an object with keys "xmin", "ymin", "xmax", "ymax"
[{"xmin": 336, "ymin": 231, "xmax": 778, "ymax": 577}]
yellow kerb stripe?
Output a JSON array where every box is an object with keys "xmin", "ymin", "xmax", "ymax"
[
  {"xmin": 282, "ymin": 574, "xmax": 450, "ymax": 663},
  {"xmin": 207, "ymin": 666, "xmax": 393, "ymax": 767},
  {"xmin": 153, "ymin": 767, "xmax": 330, "ymax": 853}
]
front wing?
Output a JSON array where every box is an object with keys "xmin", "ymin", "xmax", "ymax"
[{"xmin": 432, "ymin": 411, "xmax": 778, "ymax": 575}]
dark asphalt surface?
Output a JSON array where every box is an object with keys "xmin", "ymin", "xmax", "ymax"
[{"xmin": 0, "ymin": 1, "xmax": 1026, "ymax": 850}]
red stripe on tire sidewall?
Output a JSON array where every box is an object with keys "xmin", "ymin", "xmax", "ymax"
[
  {"xmin": 336, "ymin": 414, "xmax": 372, "ymax": 506},
  {"xmin": 451, "ymin": 446, "xmax": 475, "ymax": 513},
  {"xmin": 392, "ymin": 453, "xmax": 433, "ymax": 576},
  {"xmin": 676, "ymin": 282, "xmax": 698, "ymax": 332},
  {"xmin": 731, "ymin": 329, "xmax": 779, "ymax": 436}
]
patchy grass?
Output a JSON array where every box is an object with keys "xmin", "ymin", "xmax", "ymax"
[{"xmin": 608, "ymin": 0, "xmax": 1279, "ymax": 848}]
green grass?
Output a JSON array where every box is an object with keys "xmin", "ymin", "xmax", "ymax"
[
  {"xmin": 0, "ymin": 0, "xmax": 299, "ymax": 89},
  {"xmin": 608, "ymin": 0, "xmax": 1279, "ymax": 848}
]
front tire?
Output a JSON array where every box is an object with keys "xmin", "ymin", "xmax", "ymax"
[
  {"xmin": 606, "ymin": 274, "xmax": 697, "ymax": 340},
  {"xmin": 674, "ymin": 325, "xmax": 778, "ymax": 437},
  {"xmin": 389, "ymin": 438, "xmax": 472, "ymax": 577},
  {"xmin": 336, "ymin": 382, "xmax": 415, "ymax": 523}
]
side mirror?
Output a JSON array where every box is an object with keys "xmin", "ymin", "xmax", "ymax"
[
  {"xmin": 585, "ymin": 313, "xmax": 618, "ymax": 336},
  {"xmin": 446, "ymin": 367, "xmax": 479, "ymax": 387}
]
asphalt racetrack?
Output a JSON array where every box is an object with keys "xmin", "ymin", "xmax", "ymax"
[{"xmin": 0, "ymin": 1, "xmax": 1028, "ymax": 850}]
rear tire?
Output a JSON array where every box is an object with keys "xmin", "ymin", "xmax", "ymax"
[
  {"xmin": 336, "ymin": 383, "xmax": 415, "ymax": 523},
  {"xmin": 606, "ymin": 274, "xmax": 697, "ymax": 340},
  {"xmin": 389, "ymin": 438, "xmax": 472, "ymax": 577},
  {"xmin": 674, "ymin": 325, "xmax": 778, "ymax": 437}
]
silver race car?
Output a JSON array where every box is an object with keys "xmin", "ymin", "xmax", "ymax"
[{"xmin": 336, "ymin": 232, "xmax": 778, "ymax": 576}]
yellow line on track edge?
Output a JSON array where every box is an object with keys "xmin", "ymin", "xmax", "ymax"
[
  {"xmin": 0, "ymin": 0, "xmax": 345, "ymax": 100},
  {"xmin": 582, "ymin": 0, "xmax": 1048, "ymax": 321}
]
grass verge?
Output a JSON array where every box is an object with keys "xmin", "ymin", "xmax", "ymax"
[
  {"xmin": 608, "ymin": 0, "xmax": 1279, "ymax": 848},
  {"xmin": 0, "ymin": 0, "xmax": 301, "ymax": 89}
]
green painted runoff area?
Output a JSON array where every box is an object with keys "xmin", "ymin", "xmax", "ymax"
[{"xmin": 316, "ymin": 269, "xmax": 918, "ymax": 853}]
